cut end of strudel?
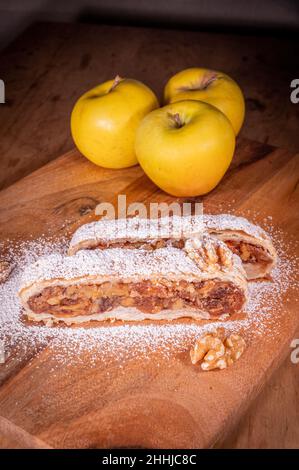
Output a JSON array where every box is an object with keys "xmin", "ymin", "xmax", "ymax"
[
  {"xmin": 68, "ymin": 214, "xmax": 277, "ymax": 280},
  {"xmin": 204, "ymin": 214, "xmax": 277, "ymax": 280},
  {"xmin": 19, "ymin": 237, "xmax": 247, "ymax": 326}
]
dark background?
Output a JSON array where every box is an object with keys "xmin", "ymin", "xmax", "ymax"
[
  {"xmin": 1, "ymin": 0, "xmax": 299, "ymax": 50},
  {"xmin": 0, "ymin": 0, "xmax": 299, "ymax": 191}
]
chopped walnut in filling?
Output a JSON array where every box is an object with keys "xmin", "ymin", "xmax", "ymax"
[
  {"xmin": 28, "ymin": 279, "xmax": 245, "ymax": 318},
  {"xmin": 225, "ymin": 240, "xmax": 271, "ymax": 265}
]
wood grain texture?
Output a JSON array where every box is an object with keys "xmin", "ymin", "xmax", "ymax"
[
  {"xmin": 0, "ymin": 138, "xmax": 298, "ymax": 448},
  {"xmin": 220, "ymin": 335, "xmax": 299, "ymax": 449},
  {"xmin": 0, "ymin": 416, "xmax": 52, "ymax": 449},
  {"xmin": 0, "ymin": 22, "xmax": 298, "ymax": 192}
]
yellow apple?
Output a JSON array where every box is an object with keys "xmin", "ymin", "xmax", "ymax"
[
  {"xmin": 164, "ymin": 68, "xmax": 245, "ymax": 135},
  {"xmin": 135, "ymin": 100, "xmax": 235, "ymax": 197},
  {"xmin": 71, "ymin": 76, "xmax": 159, "ymax": 168}
]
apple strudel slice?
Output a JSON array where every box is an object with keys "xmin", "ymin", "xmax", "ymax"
[
  {"xmin": 68, "ymin": 214, "xmax": 277, "ymax": 280},
  {"xmin": 19, "ymin": 236, "xmax": 247, "ymax": 326},
  {"xmin": 68, "ymin": 215, "xmax": 204, "ymax": 255}
]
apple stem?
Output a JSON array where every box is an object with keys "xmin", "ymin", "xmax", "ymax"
[
  {"xmin": 178, "ymin": 71, "xmax": 218, "ymax": 92},
  {"xmin": 110, "ymin": 75, "xmax": 123, "ymax": 91},
  {"xmin": 200, "ymin": 72, "xmax": 218, "ymax": 90},
  {"xmin": 168, "ymin": 112, "xmax": 184, "ymax": 129}
]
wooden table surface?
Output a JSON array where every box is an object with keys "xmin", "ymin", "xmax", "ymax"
[{"xmin": 0, "ymin": 21, "xmax": 298, "ymax": 448}]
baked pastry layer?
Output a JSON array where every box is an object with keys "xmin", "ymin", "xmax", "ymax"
[
  {"xmin": 19, "ymin": 237, "xmax": 247, "ymax": 325},
  {"xmin": 68, "ymin": 214, "xmax": 277, "ymax": 280},
  {"xmin": 68, "ymin": 215, "xmax": 203, "ymax": 255}
]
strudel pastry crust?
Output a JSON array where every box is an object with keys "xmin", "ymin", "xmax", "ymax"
[
  {"xmin": 68, "ymin": 214, "xmax": 277, "ymax": 280},
  {"xmin": 68, "ymin": 215, "xmax": 204, "ymax": 255},
  {"xmin": 19, "ymin": 237, "xmax": 247, "ymax": 325}
]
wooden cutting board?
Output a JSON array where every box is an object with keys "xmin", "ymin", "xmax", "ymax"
[{"xmin": 0, "ymin": 137, "xmax": 298, "ymax": 449}]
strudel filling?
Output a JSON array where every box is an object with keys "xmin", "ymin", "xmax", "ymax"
[
  {"xmin": 224, "ymin": 240, "xmax": 272, "ymax": 266},
  {"xmin": 27, "ymin": 278, "xmax": 245, "ymax": 318},
  {"xmin": 84, "ymin": 238, "xmax": 185, "ymax": 251},
  {"xmin": 82, "ymin": 237, "xmax": 272, "ymax": 267}
]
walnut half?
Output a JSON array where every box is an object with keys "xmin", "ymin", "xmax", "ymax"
[{"xmin": 190, "ymin": 330, "xmax": 246, "ymax": 371}]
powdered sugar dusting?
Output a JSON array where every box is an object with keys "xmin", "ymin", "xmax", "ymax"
[
  {"xmin": 69, "ymin": 214, "xmax": 269, "ymax": 252},
  {"xmin": 204, "ymin": 213, "xmax": 269, "ymax": 240},
  {"xmin": 70, "ymin": 215, "xmax": 205, "ymax": 250},
  {"xmin": 0, "ymin": 226, "xmax": 298, "ymax": 373},
  {"xmin": 20, "ymin": 242, "xmax": 236, "ymax": 291}
]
